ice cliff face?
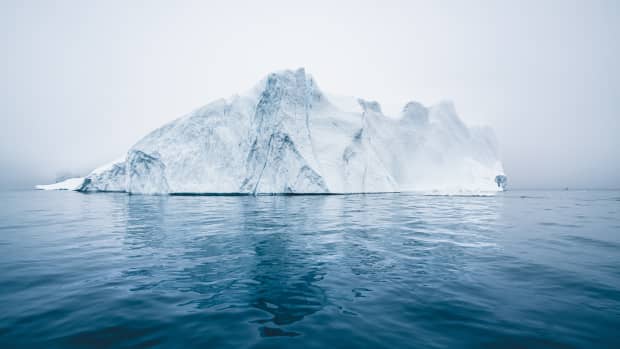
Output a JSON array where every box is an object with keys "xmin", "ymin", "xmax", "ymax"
[{"xmin": 37, "ymin": 68, "xmax": 506, "ymax": 195}]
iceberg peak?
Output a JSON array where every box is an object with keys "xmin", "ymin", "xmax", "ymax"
[
  {"xmin": 401, "ymin": 101, "xmax": 429, "ymax": 124},
  {"xmin": 358, "ymin": 99, "xmax": 382, "ymax": 114}
]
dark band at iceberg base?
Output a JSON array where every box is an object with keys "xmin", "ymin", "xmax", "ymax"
[{"xmin": 36, "ymin": 68, "xmax": 507, "ymax": 195}]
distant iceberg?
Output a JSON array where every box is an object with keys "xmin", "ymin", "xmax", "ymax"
[{"xmin": 37, "ymin": 68, "xmax": 506, "ymax": 195}]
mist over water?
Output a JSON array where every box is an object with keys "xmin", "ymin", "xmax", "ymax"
[
  {"xmin": 1, "ymin": 190, "xmax": 618, "ymax": 348},
  {"xmin": 1, "ymin": 0, "xmax": 619, "ymax": 189}
]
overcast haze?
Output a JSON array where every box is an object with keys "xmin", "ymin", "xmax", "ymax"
[{"xmin": 1, "ymin": 0, "xmax": 618, "ymax": 189}]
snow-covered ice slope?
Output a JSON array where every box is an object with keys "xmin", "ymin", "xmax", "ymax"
[
  {"xmin": 35, "ymin": 177, "xmax": 85, "ymax": 191},
  {"xmin": 36, "ymin": 68, "xmax": 506, "ymax": 195}
]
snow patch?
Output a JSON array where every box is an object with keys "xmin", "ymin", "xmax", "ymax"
[{"xmin": 36, "ymin": 177, "xmax": 84, "ymax": 191}]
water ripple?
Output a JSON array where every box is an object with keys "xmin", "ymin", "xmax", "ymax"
[{"xmin": 0, "ymin": 190, "xmax": 618, "ymax": 348}]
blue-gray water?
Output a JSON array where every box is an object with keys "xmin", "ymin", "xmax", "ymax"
[{"xmin": 0, "ymin": 190, "xmax": 619, "ymax": 348}]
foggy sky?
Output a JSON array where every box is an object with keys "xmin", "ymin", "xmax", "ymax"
[{"xmin": 1, "ymin": 0, "xmax": 619, "ymax": 189}]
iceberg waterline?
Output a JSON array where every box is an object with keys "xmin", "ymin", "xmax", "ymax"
[{"xmin": 36, "ymin": 68, "xmax": 506, "ymax": 195}]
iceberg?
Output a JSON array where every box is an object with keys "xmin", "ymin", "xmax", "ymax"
[{"xmin": 36, "ymin": 68, "xmax": 506, "ymax": 195}]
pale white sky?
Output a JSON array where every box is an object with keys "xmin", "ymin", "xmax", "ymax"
[{"xmin": 1, "ymin": 0, "xmax": 619, "ymax": 189}]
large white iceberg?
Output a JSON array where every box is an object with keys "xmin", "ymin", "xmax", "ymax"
[{"xmin": 37, "ymin": 68, "xmax": 506, "ymax": 195}]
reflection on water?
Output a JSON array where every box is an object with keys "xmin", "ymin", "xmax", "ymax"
[{"xmin": 0, "ymin": 190, "xmax": 619, "ymax": 348}]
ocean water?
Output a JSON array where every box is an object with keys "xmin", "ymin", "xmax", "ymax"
[{"xmin": 0, "ymin": 190, "xmax": 618, "ymax": 348}]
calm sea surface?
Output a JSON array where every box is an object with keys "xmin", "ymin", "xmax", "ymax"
[{"xmin": 0, "ymin": 190, "xmax": 618, "ymax": 348}]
